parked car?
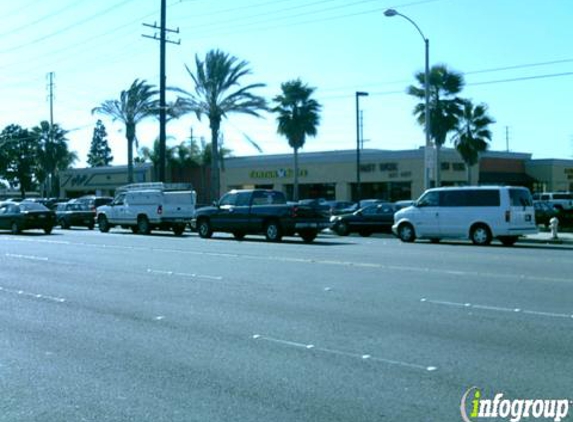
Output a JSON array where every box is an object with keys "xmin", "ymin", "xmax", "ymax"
[
  {"xmin": 339, "ymin": 199, "xmax": 389, "ymax": 214},
  {"xmin": 192, "ymin": 189, "xmax": 330, "ymax": 243},
  {"xmin": 0, "ymin": 201, "xmax": 56, "ymax": 234},
  {"xmin": 72, "ymin": 195, "xmax": 113, "ymax": 212},
  {"xmin": 393, "ymin": 186, "xmax": 538, "ymax": 246},
  {"xmin": 532, "ymin": 192, "xmax": 573, "ymax": 211},
  {"xmin": 393, "ymin": 200, "xmax": 415, "ymax": 211},
  {"xmin": 96, "ymin": 183, "xmax": 196, "ymax": 236},
  {"xmin": 331, "ymin": 203, "xmax": 396, "ymax": 236},
  {"xmin": 55, "ymin": 202, "xmax": 96, "ymax": 229},
  {"xmin": 325, "ymin": 200, "xmax": 355, "ymax": 216},
  {"xmin": 533, "ymin": 201, "xmax": 559, "ymax": 228}
]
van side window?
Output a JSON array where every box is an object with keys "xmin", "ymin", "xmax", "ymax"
[
  {"xmin": 509, "ymin": 189, "xmax": 533, "ymax": 207},
  {"xmin": 439, "ymin": 190, "xmax": 500, "ymax": 207}
]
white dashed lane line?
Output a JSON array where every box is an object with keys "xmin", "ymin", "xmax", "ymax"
[
  {"xmin": 252, "ymin": 334, "xmax": 437, "ymax": 372},
  {"xmin": 147, "ymin": 269, "xmax": 223, "ymax": 280},
  {"xmin": 421, "ymin": 298, "xmax": 573, "ymax": 320},
  {"xmin": 0, "ymin": 286, "xmax": 66, "ymax": 303},
  {"xmin": 5, "ymin": 253, "xmax": 49, "ymax": 261}
]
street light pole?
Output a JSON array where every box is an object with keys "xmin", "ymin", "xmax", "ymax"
[
  {"xmin": 384, "ymin": 9, "xmax": 432, "ymax": 190},
  {"xmin": 356, "ymin": 91, "xmax": 368, "ymax": 202}
]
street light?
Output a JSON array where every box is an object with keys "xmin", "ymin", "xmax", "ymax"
[
  {"xmin": 384, "ymin": 8, "xmax": 432, "ymax": 190},
  {"xmin": 356, "ymin": 91, "xmax": 369, "ymax": 202}
]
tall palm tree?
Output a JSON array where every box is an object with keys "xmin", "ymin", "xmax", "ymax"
[
  {"xmin": 174, "ymin": 49, "xmax": 267, "ymax": 202},
  {"xmin": 452, "ymin": 99, "xmax": 495, "ymax": 185},
  {"xmin": 92, "ymin": 79, "xmax": 158, "ymax": 183},
  {"xmin": 32, "ymin": 120, "xmax": 77, "ymax": 197},
  {"xmin": 407, "ymin": 64, "xmax": 464, "ymax": 186},
  {"xmin": 273, "ymin": 79, "xmax": 322, "ymax": 201}
]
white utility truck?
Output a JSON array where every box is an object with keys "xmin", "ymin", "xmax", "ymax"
[{"xmin": 96, "ymin": 183, "xmax": 196, "ymax": 236}]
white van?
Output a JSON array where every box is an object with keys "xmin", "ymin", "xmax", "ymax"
[
  {"xmin": 96, "ymin": 183, "xmax": 196, "ymax": 236},
  {"xmin": 392, "ymin": 186, "xmax": 538, "ymax": 246}
]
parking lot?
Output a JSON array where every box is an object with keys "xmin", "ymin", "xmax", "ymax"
[{"xmin": 1, "ymin": 228, "xmax": 572, "ymax": 421}]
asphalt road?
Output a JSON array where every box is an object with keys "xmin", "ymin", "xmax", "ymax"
[{"xmin": 1, "ymin": 228, "xmax": 572, "ymax": 422}]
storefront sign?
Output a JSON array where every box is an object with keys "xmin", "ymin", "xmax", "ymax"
[{"xmin": 249, "ymin": 168, "xmax": 308, "ymax": 179}]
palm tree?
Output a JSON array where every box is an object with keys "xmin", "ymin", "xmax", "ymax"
[
  {"xmin": 407, "ymin": 64, "xmax": 464, "ymax": 186},
  {"xmin": 452, "ymin": 99, "xmax": 495, "ymax": 185},
  {"xmin": 174, "ymin": 49, "xmax": 267, "ymax": 202},
  {"xmin": 32, "ymin": 121, "xmax": 77, "ymax": 197},
  {"xmin": 92, "ymin": 79, "xmax": 158, "ymax": 183},
  {"xmin": 273, "ymin": 79, "xmax": 322, "ymax": 201}
]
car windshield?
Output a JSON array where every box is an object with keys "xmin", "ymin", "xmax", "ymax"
[{"xmin": 18, "ymin": 202, "xmax": 49, "ymax": 211}]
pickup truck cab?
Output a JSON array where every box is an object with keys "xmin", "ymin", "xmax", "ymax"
[
  {"xmin": 192, "ymin": 189, "xmax": 330, "ymax": 243},
  {"xmin": 96, "ymin": 183, "xmax": 196, "ymax": 236}
]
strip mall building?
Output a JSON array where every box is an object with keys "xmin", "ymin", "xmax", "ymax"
[{"xmin": 60, "ymin": 148, "xmax": 573, "ymax": 202}]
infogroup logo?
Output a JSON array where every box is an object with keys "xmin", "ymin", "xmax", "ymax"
[{"xmin": 460, "ymin": 387, "xmax": 571, "ymax": 422}]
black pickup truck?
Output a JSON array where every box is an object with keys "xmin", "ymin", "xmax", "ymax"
[{"xmin": 192, "ymin": 189, "xmax": 330, "ymax": 243}]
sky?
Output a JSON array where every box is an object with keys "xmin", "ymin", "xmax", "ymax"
[{"xmin": 1, "ymin": 0, "xmax": 572, "ymax": 168}]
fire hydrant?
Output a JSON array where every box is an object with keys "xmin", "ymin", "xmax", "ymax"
[{"xmin": 549, "ymin": 216, "xmax": 559, "ymax": 240}]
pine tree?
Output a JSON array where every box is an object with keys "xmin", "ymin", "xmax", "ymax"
[{"xmin": 87, "ymin": 119, "xmax": 113, "ymax": 167}]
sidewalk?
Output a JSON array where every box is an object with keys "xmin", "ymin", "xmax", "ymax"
[{"xmin": 520, "ymin": 230, "xmax": 573, "ymax": 245}]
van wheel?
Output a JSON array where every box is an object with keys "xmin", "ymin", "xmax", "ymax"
[
  {"xmin": 197, "ymin": 219, "xmax": 212, "ymax": 238},
  {"xmin": 265, "ymin": 221, "xmax": 282, "ymax": 242},
  {"xmin": 44, "ymin": 225, "xmax": 53, "ymax": 235},
  {"xmin": 98, "ymin": 215, "xmax": 110, "ymax": 233},
  {"xmin": 470, "ymin": 224, "xmax": 492, "ymax": 246},
  {"xmin": 137, "ymin": 216, "xmax": 151, "ymax": 235},
  {"xmin": 397, "ymin": 223, "xmax": 415, "ymax": 243},
  {"xmin": 499, "ymin": 236, "xmax": 518, "ymax": 247}
]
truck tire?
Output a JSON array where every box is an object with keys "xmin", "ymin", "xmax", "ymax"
[
  {"xmin": 173, "ymin": 224, "xmax": 185, "ymax": 236},
  {"xmin": 98, "ymin": 215, "xmax": 110, "ymax": 233},
  {"xmin": 265, "ymin": 221, "xmax": 282, "ymax": 242},
  {"xmin": 197, "ymin": 219, "xmax": 212, "ymax": 238},
  {"xmin": 137, "ymin": 216, "xmax": 151, "ymax": 235},
  {"xmin": 299, "ymin": 230, "xmax": 317, "ymax": 243}
]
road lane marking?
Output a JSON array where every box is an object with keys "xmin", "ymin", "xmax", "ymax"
[
  {"xmin": 421, "ymin": 298, "xmax": 573, "ymax": 320},
  {"xmin": 252, "ymin": 334, "xmax": 437, "ymax": 372},
  {"xmin": 5, "ymin": 253, "xmax": 48, "ymax": 261},
  {"xmin": 147, "ymin": 269, "xmax": 223, "ymax": 281},
  {"xmin": 0, "ymin": 285, "xmax": 65, "ymax": 303},
  {"xmin": 4, "ymin": 237, "xmax": 573, "ymax": 284}
]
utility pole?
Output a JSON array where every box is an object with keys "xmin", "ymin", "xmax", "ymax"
[
  {"xmin": 505, "ymin": 126, "xmax": 510, "ymax": 152},
  {"xmin": 143, "ymin": 0, "xmax": 180, "ymax": 182},
  {"xmin": 47, "ymin": 71, "xmax": 55, "ymax": 197}
]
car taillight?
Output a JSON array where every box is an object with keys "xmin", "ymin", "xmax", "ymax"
[
  {"xmin": 505, "ymin": 210, "xmax": 511, "ymax": 222},
  {"xmin": 291, "ymin": 206, "xmax": 298, "ymax": 218},
  {"xmin": 157, "ymin": 205, "xmax": 163, "ymax": 215}
]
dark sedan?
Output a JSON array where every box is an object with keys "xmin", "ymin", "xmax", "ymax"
[
  {"xmin": 330, "ymin": 203, "xmax": 395, "ymax": 236},
  {"xmin": 55, "ymin": 202, "xmax": 95, "ymax": 229},
  {"xmin": 0, "ymin": 202, "xmax": 56, "ymax": 234}
]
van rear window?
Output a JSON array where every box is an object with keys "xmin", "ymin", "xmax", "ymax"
[
  {"xmin": 509, "ymin": 189, "xmax": 533, "ymax": 207},
  {"xmin": 440, "ymin": 190, "xmax": 500, "ymax": 207}
]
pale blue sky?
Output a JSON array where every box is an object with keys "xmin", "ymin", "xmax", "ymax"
[{"xmin": 1, "ymin": 0, "xmax": 572, "ymax": 167}]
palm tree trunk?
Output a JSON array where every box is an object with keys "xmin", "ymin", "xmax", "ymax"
[
  {"xmin": 293, "ymin": 147, "xmax": 299, "ymax": 201},
  {"xmin": 126, "ymin": 123, "xmax": 135, "ymax": 184},
  {"xmin": 210, "ymin": 120, "xmax": 220, "ymax": 203},
  {"xmin": 435, "ymin": 145, "xmax": 441, "ymax": 187},
  {"xmin": 467, "ymin": 163, "xmax": 472, "ymax": 185}
]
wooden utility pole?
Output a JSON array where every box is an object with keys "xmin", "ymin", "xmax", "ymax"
[{"xmin": 143, "ymin": 0, "xmax": 180, "ymax": 182}]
